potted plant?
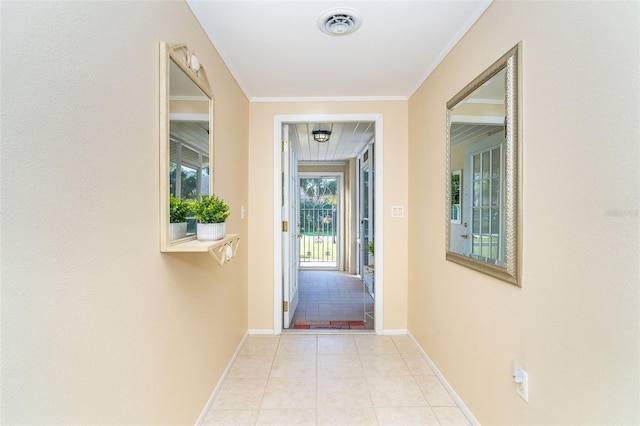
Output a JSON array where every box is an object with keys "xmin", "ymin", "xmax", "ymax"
[
  {"xmin": 192, "ymin": 194, "xmax": 230, "ymax": 241},
  {"xmin": 169, "ymin": 194, "xmax": 191, "ymax": 240},
  {"xmin": 367, "ymin": 241, "xmax": 375, "ymax": 266}
]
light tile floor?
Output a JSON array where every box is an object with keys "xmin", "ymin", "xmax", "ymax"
[
  {"xmin": 202, "ymin": 334, "xmax": 472, "ymax": 426},
  {"xmin": 291, "ymin": 271, "xmax": 375, "ymax": 330}
]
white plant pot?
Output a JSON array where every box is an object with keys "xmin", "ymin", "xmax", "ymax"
[
  {"xmin": 170, "ymin": 222, "xmax": 187, "ymax": 240},
  {"xmin": 197, "ymin": 222, "xmax": 226, "ymax": 241}
]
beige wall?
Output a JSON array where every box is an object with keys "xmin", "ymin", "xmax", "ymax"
[
  {"xmin": 248, "ymin": 101, "xmax": 408, "ymax": 331},
  {"xmin": 1, "ymin": 1, "xmax": 249, "ymax": 424},
  {"xmin": 408, "ymin": 1, "xmax": 639, "ymax": 424}
]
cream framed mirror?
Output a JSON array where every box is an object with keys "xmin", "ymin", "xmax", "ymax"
[
  {"xmin": 446, "ymin": 43, "xmax": 521, "ymax": 286},
  {"xmin": 160, "ymin": 42, "xmax": 214, "ymax": 250}
]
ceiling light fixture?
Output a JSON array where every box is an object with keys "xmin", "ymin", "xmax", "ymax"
[
  {"xmin": 312, "ymin": 129, "xmax": 332, "ymax": 143},
  {"xmin": 318, "ymin": 8, "xmax": 362, "ymax": 36}
]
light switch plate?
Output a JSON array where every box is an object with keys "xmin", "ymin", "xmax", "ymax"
[{"xmin": 391, "ymin": 205, "xmax": 404, "ymax": 218}]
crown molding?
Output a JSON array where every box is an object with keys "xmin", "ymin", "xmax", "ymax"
[{"xmin": 250, "ymin": 95, "xmax": 408, "ymax": 103}]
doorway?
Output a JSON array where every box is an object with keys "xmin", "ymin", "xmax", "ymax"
[
  {"xmin": 273, "ymin": 114, "xmax": 384, "ymax": 334},
  {"xmin": 299, "ymin": 174, "xmax": 342, "ymax": 270}
]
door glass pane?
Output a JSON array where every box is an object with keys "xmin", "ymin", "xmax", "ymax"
[
  {"xmin": 469, "ymin": 144, "xmax": 503, "ymax": 263},
  {"xmin": 482, "ymin": 151, "xmax": 490, "ymax": 179},
  {"xmin": 473, "ymin": 154, "xmax": 481, "ymax": 180},
  {"xmin": 482, "ymin": 208, "xmax": 489, "ymax": 234},
  {"xmin": 482, "ymin": 180, "xmax": 489, "ymax": 207},
  {"xmin": 473, "ymin": 181, "xmax": 481, "ymax": 206},
  {"xmin": 491, "ymin": 177, "xmax": 499, "ymax": 207},
  {"xmin": 492, "ymin": 148, "xmax": 500, "ymax": 178},
  {"xmin": 472, "ymin": 234, "xmax": 481, "ymax": 256},
  {"xmin": 362, "ymin": 169, "xmax": 369, "ymax": 220},
  {"xmin": 473, "ymin": 208, "xmax": 480, "ymax": 233},
  {"xmin": 490, "ymin": 236, "xmax": 498, "ymax": 260},
  {"xmin": 491, "ymin": 208, "xmax": 499, "ymax": 235}
]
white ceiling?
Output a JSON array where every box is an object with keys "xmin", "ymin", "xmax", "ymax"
[
  {"xmin": 287, "ymin": 121, "xmax": 375, "ymax": 162},
  {"xmin": 187, "ymin": 0, "xmax": 492, "ymax": 101},
  {"xmin": 450, "ymin": 68, "xmax": 505, "ymax": 147},
  {"xmin": 186, "ymin": 0, "xmax": 492, "ymax": 161}
]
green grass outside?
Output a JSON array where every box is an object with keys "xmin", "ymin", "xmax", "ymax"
[{"xmin": 472, "ymin": 235, "xmax": 499, "ymax": 259}]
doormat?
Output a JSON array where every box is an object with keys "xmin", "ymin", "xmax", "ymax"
[{"xmin": 293, "ymin": 320, "xmax": 366, "ymax": 330}]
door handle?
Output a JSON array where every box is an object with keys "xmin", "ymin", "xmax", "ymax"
[{"xmin": 460, "ymin": 233, "xmax": 468, "ymax": 239}]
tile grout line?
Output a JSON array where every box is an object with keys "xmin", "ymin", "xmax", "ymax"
[
  {"xmin": 356, "ymin": 335, "xmax": 382, "ymax": 425},
  {"xmin": 255, "ymin": 335, "xmax": 280, "ymax": 423}
]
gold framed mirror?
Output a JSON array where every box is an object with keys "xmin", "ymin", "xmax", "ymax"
[
  {"xmin": 446, "ymin": 43, "xmax": 521, "ymax": 286},
  {"xmin": 160, "ymin": 42, "xmax": 214, "ymax": 250}
]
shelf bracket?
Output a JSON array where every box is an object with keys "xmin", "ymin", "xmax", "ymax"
[{"xmin": 207, "ymin": 235, "xmax": 241, "ymax": 265}]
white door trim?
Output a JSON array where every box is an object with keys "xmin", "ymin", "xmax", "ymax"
[{"xmin": 273, "ymin": 113, "xmax": 384, "ymax": 335}]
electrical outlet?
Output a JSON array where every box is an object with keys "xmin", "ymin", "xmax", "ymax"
[{"xmin": 514, "ymin": 369, "xmax": 529, "ymax": 402}]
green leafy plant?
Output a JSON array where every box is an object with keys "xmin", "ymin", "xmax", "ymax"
[
  {"xmin": 169, "ymin": 194, "xmax": 191, "ymax": 223},
  {"xmin": 367, "ymin": 241, "xmax": 375, "ymax": 255},
  {"xmin": 192, "ymin": 194, "xmax": 230, "ymax": 224}
]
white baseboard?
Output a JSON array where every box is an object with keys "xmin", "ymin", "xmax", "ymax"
[
  {"xmin": 407, "ymin": 332, "xmax": 479, "ymax": 426},
  {"xmin": 382, "ymin": 328, "xmax": 408, "ymax": 335},
  {"xmin": 194, "ymin": 332, "xmax": 249, "ymax": 425},
  {"xmin": 248, "ymin": 329, "xmax": 276, "ymax": 335}
]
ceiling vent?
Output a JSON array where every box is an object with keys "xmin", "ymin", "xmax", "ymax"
[{"xmin": 318, "ymin": 8, "xmax": 362, "ymax": 36}]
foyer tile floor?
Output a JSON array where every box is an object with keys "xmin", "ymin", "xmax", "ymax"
[
  {"xmin": 291, "ymin": 270, "xmax": 375, "ymax": 330},
  {"xmin": 202, "ymin": 334, "xmax": 472, "ymax": 425}
]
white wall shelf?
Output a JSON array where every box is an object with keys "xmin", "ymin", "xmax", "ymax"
[{"xmin": 162, "ymin": 234, "xmax": 240, "ymax": 265}]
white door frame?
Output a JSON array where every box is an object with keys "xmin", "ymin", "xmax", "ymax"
[
  {"xmin": 282, "ymin": 124, "xmax": 300, "ymax": 328},
  {"xmin": 357, "ymin": 142, "xmax": 375, "ymax": 276},
  {"xmin": 273, "ymin": 114, "xmax": 384, "ymax": 335}
]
